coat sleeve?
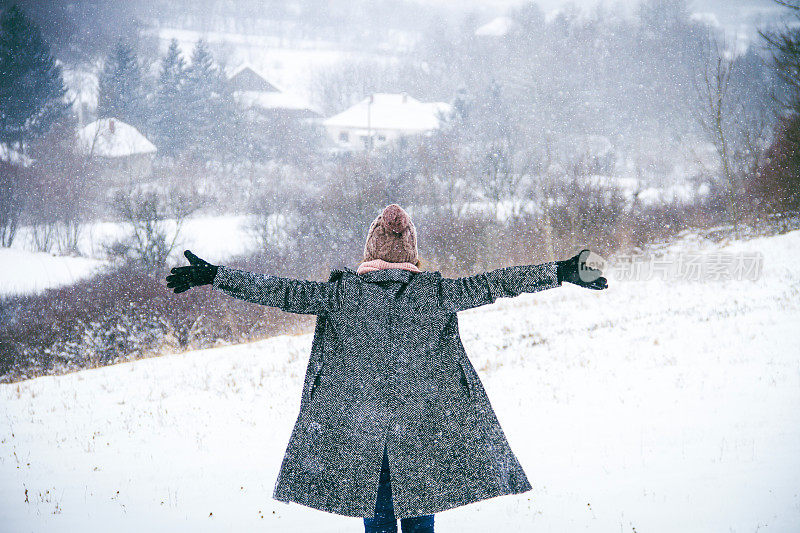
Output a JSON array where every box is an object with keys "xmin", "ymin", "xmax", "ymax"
[
  {"xmin": 436, "ymin": 262, "xmax": 561, "ymax": 313},
  {"xmin": 210, "ymin": 265, "xmax": 341, "ymax": 315}
]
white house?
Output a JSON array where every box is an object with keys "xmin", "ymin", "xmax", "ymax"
[
  {"xmin": 78, "ymin": 118, "xmax": 157, "ymax": 183},
  {"xmin": 227, "ymin": 63, "xmax": 321, "ymax": 121},
  {"xmin": 323, "ymin": 93, "xmax": 453, "ymax": 151},
  {"xmin": 0, "ymin": 143, "xmax": 33, "ymax": 167}
]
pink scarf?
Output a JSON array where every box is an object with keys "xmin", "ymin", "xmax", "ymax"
[{"xmin": 356, "ymin": 258, "xmax": 421, "ymax": 275}]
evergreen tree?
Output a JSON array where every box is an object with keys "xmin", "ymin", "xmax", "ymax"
[
  {"xmin": 763, "ymin": 1, "xmax": 800, "ymax": 115},
  {"xmin": 451, "ymin": 87, "xmax": 470, "ymax": 123},
  {"xmin": 637, "ymin": 0, "xmax": 690, "ymax": 37},
  {"xmin": 0, "ymin": 5, "xmax": 68, "ymax": 150},
  {"xmin": 183, "ymin": 39, "xmax": 236, "ymax": 159},
  {"xmin": 151, "ymin": 39, "xmax": 189, "ymax": 157},
  {"xmin": 97, "ymin": 39, "xmax": 146, "ymax": 131},
  {"xmin": 750, "ymin": 0, "xmax": 800, "ymax": 217}
]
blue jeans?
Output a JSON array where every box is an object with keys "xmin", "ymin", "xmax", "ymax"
[{"xmin": 363, "ymin": 444, "xmax": 435, "ymax": 533}]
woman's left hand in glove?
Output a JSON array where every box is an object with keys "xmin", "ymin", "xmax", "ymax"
[{"xmin": 166, "ymin": 250, "xmax": 219, "ymax": 294}]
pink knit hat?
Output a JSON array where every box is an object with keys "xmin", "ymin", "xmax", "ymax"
[{"xmin": 363, "ymin": 204, "xmax": 419, "ymax": 264}]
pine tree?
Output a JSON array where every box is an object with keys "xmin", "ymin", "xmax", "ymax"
[
  {"xmin": 0, "ymin": 5, "xmax": 68, "ymax": 151},
  {"xmin": 151, "ymin": 39, "xmax": 189, "ymax": 157},
  {"xmin": 97, "ymin": 39, "xmax": 146, "ymax": 131},
  {"xmin": 183, "ymin": 39, "xmax": 236, "ymax": 159},
  {"xmin": 763, "ymin": 1, "xmax": 800, "ymax": 116},
  {"xmin": 638, "ymin": 0, "xmax": 690, "ymax": 37},
  {"xmin": 750, "ymin": 0, "xmax": 800, "ymax": 219}
]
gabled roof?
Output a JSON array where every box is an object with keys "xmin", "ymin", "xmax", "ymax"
[
  {"xmin": 228, "ymin": 63, "xmax": 280, "ymax": 93},
  {"xmin": 227, "ymin": 63, "xmax": 319, "ymax": 115},
  {"xmin": 323, "ymin": 93, "xmax": 452, "ymax": 132},
  {"xmin": 78, "ymin": 118, "xmax": 157, "ymax": 158}
]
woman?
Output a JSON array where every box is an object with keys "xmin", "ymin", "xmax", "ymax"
[{"xmin": 166, "ymin": 204, "xmax": 607, "ymax": 533}]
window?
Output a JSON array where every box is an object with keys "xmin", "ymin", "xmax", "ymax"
[
  {"xmin": 339, "ymin": 131, "xmax": 349, "ymax": 142},
  {"xmin": 377, "ymin": 135, "xmax": 386, "ymax": 142}
]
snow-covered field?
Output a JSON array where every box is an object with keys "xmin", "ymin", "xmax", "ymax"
[
  {"xmin": 1, "ymin": 215, "xmax": 265, "ymax": 297},
  {"xmin": 0, "ymin": 247, "xmax": 107, "ymax": 298},
  {"xmin": 1, "ymin": 229, "xmax": 798, "ymax": 532}
]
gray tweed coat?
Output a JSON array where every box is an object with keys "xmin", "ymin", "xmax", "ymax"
[{"xmin": 210, "ymin": 261, "xmax": 562, "ymax": 519}]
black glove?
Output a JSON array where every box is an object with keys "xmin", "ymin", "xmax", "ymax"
[
  {"xmin": 556, "ymin": 249, "xmax": 608, "ymax": 290},
  {"xmin": 166, "ymin": 250, "xmax": 219, "ymax": 294}
]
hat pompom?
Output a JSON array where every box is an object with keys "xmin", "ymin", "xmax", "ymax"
[
  {"xmin": 381, "ymin": 204, "xmax": 408, "ymax": 234},
  {"xmin": 363, "ymin": 204, "xmax": 418, "ymax": 264}
]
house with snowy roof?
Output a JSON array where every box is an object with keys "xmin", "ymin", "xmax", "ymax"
[
  {"xmin": 323, "ymin": 93, "xmax": 453, "ymax": 151},
  {"xmin": 0, "ymin": 143, "xmax": 33, "ymax": 167},
  {"xmin": 228, "ymin": 64, "xmax": 321, "ymax": 122},
  {"xmin": 78, "ymin": 118, "xmax": 157, "ymax": 184}
]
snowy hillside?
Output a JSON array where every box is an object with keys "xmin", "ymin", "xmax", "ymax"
[
  {"xmin": 1, "ymin": 215, "xmax": 265, "ymax": 297},
  {"xmin": 1, "ymin": 229, "xmax": 799, "ymax": 532},
  {"xmin": 0, "ymin": 248, "xmax": 107, "ymax": 298}
]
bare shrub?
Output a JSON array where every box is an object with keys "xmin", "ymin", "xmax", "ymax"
[
  {"xmin": 287, "ymin": 155, "xmax": 394, "ymax": 274},
  {"xmin": 412, "ymin": 132, "xmax": 475, "ymax": 218},
  {"xmin": 0, "ymin": 259, "xmax": 312, "ymax": 383},
  {"xmin": 416, "ymin": 209, "xmax": 495, "ymax": 275},
  {"xmin": 104, "ymin": 183, "xmax": 202, "ymax": 268},
  {"xmin": 23, "ymin": 121, "xmax": 93, "ymax": 255},
  {"xmin": 744, "ymin": 117, "xmax": 800, "ymax": 229},
  {"xmin": 245, "ymin": 166, "xmax": 296, "ymax": 253}
]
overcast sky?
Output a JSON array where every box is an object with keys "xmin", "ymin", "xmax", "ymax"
[{"xmin": 427, "ymin": 0, "xmax": 783, "ymax": 25}]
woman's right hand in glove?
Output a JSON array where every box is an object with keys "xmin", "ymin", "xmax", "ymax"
[
  {"xmin": 166, "ymin": 250, "xmax": 219, "ymax": 294},
  {"xmin": 556, "ymin": 249, "xmax": 608, "ymax": 290}
]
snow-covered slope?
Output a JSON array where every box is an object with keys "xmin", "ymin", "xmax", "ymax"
[
  {"xmin": 0, "ymin": 247, "xmax": 108, "ymax": 298},
  {"xmin": 1, "ymin": 230, "xmax": 799, "ymax": 531},
  {"xmin": 2, "ymin": 215, "xmax": 266, "ymax": 296}
]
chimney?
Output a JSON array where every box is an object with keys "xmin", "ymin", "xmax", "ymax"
[
  {"xmin": 401, "ymin": 92, "xmax": 407, "ymax": 103},
  {"xmin": 109, "ymin": 119, "xmax": 115, "ymax": 134}
]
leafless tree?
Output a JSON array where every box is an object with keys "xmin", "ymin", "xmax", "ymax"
[
  {"xmin": 477, "ymin": 139, "xmax": 532, "ymax": 222},
  {"xmin": 413, "ymin": 131, "xmax": 473, "ymax": 219},
  {"xmin": 105, "ymin": 184, "xmax": 201, "ymax": 268},
  {"xmin": 245, "ymin": 166, "xmax": 295, "ymax": 253},
  {"xmin": 0, "ymin": 159, "xmax": 29, "ymax": 247},
  {"xmin": 691, "ymin": 32, "xmax": 742, "ymax": 237},
  {"xmin": 308, "ymin": 59, "xmax": 430, "ymax": 116},
  {"xmin": 22, "ymin": 122, "xmax": 92, "ymax": 254}
]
